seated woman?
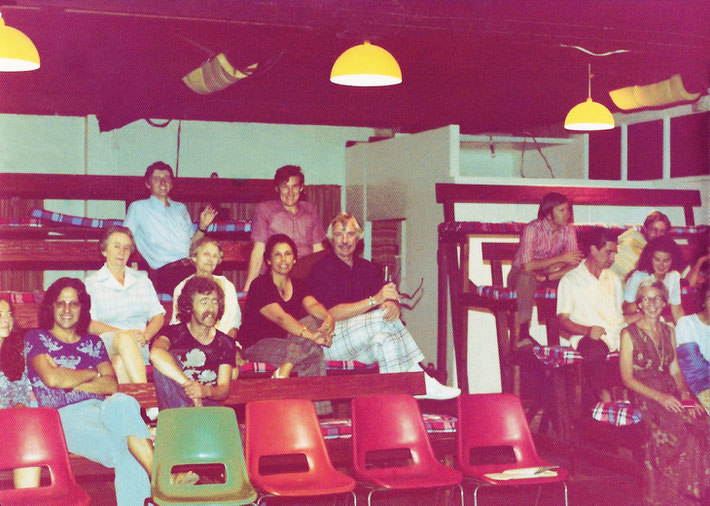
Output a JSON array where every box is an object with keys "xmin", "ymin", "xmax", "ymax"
[
  {"xmin": 25, "ymin": 278, "xmax": 155, "ymax": 505},
  {"xmin": 85, "ymin": 226, "xmax": 165, "ymax": 383},
  {"xmin": 619, "ymin": 278, "xmax": 709, "ymax": 505},
  {"xmin": 238, "ymin": 234, "xmax": 333, "ymax": 389},
  {"xmin": 171, "ymin": 236, "xmax": 241, "ymax": 337},
  {"xmin": 675, "ymin": 285, "xmax": 710, "ymax": 414},
  {"xmin": 0, "ymin": 296, "xmax": 40, "ymax": 489},
  {"xmin": 623, "ymin": 235, "xmax": 685, "ymax": 324}
]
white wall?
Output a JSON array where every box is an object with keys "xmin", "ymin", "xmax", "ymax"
[{"xmin": 459, "ymin": 137, "xmax": 585, "ymax": 179}]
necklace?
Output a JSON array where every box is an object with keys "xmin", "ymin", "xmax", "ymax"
[
  {"xmin": 639, "ymin": 323, "xmax": 664, "ymax": 372},
  {"xmin": 278, "ymin": 280, "xmax": 290, "ymax": 299}
]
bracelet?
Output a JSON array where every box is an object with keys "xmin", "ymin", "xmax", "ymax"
[
  {"xmin": 368, "ymin": 296, "xmax": 376, "ymax": 307},
  {"xmin": 198, "ymin": 226, "xmax": 207, "ymax": 233},
  {"xmin": 299, "ymin": 326, "xmax": 308, "ymax": 338}
]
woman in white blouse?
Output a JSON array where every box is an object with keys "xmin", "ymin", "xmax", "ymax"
[
  {"xmin": 86, "ymin": 226, "xmax": 165, "ymax": 383},
  {"xmin": 171, "ymin": 236, "xmax": 241, "ymax": 338},
  {"xmin": 623, "ymin": 235, "xmax": 685, "ymax": 324}
]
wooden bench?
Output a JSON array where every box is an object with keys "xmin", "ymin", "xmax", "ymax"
[
  {"xmin": 118, "ymin": 373, "xmax": 425, "ymax": 407},
  {"xmin": 435, "ymin": 183, "xmax": 703, "ymax": 394}
]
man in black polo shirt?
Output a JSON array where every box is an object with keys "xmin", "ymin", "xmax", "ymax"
[{"xmin": 307, "ymin": 212, "xmax": 459, "ymax": 400}]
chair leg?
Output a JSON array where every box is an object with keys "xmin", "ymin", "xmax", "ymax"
[
  {"xmin": 256, "ymin": 492, "xmax": 275, "ymax": 505},
  {"xmin": 562, "ymin": 481, "xmax": 568, "ymax": 506},
  {"xmin": 454, "ymin": 483, "xmax": 464, "ymax": 506},
  {"xmin": 366, "ymin": 487, "xmax": 377, "ymax": 506},
  {"xmin": 337, "ymin": 490, "xmax": 357, "ymax": 506},
  {"xmin": 472, "ymin": 483, "xmax": 484, "ymax": 506}
]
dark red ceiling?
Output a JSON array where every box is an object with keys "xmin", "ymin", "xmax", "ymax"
[{"xmin": 0, "ymin": 0, "xmax": 708, "ymax": 135}]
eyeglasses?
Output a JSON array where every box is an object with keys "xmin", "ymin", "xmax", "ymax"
[
  {"xmin": 640, "ymin": 296, "xmax": 664, "ymax": 305},
  {"xmin": 54, "ymin": 300, "xmax": 81, "ymax": 310}
]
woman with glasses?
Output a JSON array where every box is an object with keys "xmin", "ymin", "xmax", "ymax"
[{"xmin": 619, "ymin": 278, "xmax": 708, "ymax": 505}]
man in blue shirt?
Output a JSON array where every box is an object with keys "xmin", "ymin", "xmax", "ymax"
[{"xmin": 123, "ymin": 161, "xmax": 217, "ymax": 294}]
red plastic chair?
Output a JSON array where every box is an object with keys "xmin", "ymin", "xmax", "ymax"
[
  {"xmin": 0, "ymin": 407, "xmax": 90, "ymax": 506},
  {"xmin": 456, "ymin": 393, "xmax": 569, "ymax": 506},
  {"xmin": 351, "ymin": 395, "xmax": 463, "ymax": 506},
  {"xmin": 245, "ymin": 399, "xmax": 356, "ymax": 505}
]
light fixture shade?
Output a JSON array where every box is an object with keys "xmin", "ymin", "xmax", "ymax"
[
  {"xmin": 0, "ymin": 15, "xmax": 39, "ymax": 71},
  {"xmin": 330, "ymin": 41, "xmax": 401, "ymax": 87},
  {"xmin": 564, "ymin": 98, "xmax": 614, "ymax": 131}
]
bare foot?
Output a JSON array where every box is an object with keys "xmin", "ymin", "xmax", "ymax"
[
  {"xmin": 170, "ymin": 471, "xmax": 199, "ymax": 486},
  {"xmin": 271, "ymin": 362, "xmax": 294, "ymax": 378}
]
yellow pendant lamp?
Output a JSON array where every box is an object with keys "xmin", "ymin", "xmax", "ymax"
[
  {"xmin": 564, "ymin": 64, "xmax": 613, "ymax": 131},
  {"xmin": 330, "ymin": 41, "xmax": 401, "ymax": 87},
  {"xmin": 0, "ymin": 12, "xmax": 40, "ymax": 71}
]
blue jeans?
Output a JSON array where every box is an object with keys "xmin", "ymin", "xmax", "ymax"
[
  {"xmin": 58, "ymin": 394, "xmax": 151, "ymax": 506},
  {"xmin": 152, "ymin": 354, "xmax": 221, "ymax": 410}
]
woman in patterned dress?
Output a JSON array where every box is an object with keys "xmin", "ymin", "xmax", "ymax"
[{"xmin": 619, "ymin": 278, "xmax": 709, "ymax": 505}]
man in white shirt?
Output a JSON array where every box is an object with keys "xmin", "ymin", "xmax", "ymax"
[{"xmin": 557, "ymin": 228, "xmax": 631, "ymax": 402}]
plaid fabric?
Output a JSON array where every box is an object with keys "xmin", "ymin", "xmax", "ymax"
[
  {"xmin": 30, "ymin": 208, "xmax": 123, "ymax": 228},
  {"xmin": 533, "ymin": 345, "xmax": 618, "ymax": 367},
  {"xmin": 324, "ymin": 309, "xmax": 424, "ymax": 373},
  {"xmin": 30, "ymin": 207, "xmax": 251, "ymax": 232},
  {"xmin": 317, "ymin": 413, "xmax": 457, "ymax": 440},
  {"xmin": 0, "ymin": 291, "xmax": 45, "ymax": 303},
  {"xmin": 439, "ymin": 221, "xmax": 709, "ymax": 238},
  {"xmin": 533, "ymin": 345, "xmax": 583, "ymax": 367},
  {"xmin": 238, "ymin": 360, "xmax": 378, "ymax": 374},
  {"xmin": 0, "ymin": 217, "xmax": 42, "ymax": 226},
  {"xmin": 591, "ymin": 401, "xmax": 642, "ymax": 426},
  {"xmin": 476, "ymin": 284, "xmax": 696, "ymax": 302}
]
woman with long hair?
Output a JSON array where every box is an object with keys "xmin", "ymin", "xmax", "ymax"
[
  {"xmin": 0, "ymin": 296, "xmax": 40, "ymax": 488},
  {"xmin": 623, "ymin": 235, "xmax": 685, "ymax": 324},
  {"xmin": 619, "ymin": 279, "xmax": 709, "ymax": 504},
  {"xmin": 238, "ymin": 234, "xmax": 333, "ymax": 388}
]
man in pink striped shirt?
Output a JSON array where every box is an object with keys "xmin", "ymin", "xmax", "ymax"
[{"xmin": 508, "ymin": 192, "xmax": 583, "ymax": 345}]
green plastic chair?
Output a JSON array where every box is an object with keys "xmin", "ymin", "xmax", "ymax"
[{"xmin": 150, "ymin": 406, "xmax": 257, "ymax": 506}]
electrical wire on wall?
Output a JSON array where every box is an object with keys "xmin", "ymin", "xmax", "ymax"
[
  {"xmin": 519, "ymin": 133, "xmax": 556, "ymax": 178},
  {"xmin": 143, "ymin": 118, "xmax": 181, "ymax": 177}
]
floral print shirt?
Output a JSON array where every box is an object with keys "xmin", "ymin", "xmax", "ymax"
[
  {"xmin": 25, "ymin": 329, "xmax": 108, "ymax": 409},
  {"xmin": 152, "ymin": 323, "xmax": 236, "ymax": 385}
]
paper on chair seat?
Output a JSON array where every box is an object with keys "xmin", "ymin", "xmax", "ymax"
[{"xmin": 484, "ymin": 467, "xmax": 559, "ymax": 480}]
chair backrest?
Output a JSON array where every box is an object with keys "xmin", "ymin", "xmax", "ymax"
[
  {"xmin": 244, "ymin": 398, "xmax": 334, "ymax": 481},
  {"xmin": 0, "ymin": 407, "xmax": 87, "ymax": 503},
  {"xmin": 351, "ymin": 394, "xmax": 440, "ymax": 475},
  {"xmin": 152, "ymin": 406, "xmax": 256, "ymax": 505},
  {"xmin": 456, "ymin": 393, "xmax": 542, "ymax": 472}
]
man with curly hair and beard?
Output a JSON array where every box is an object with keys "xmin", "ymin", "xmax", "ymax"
[{"xmin": 150, "ymin": 277, "xmax": 237, "ymax": 409}]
